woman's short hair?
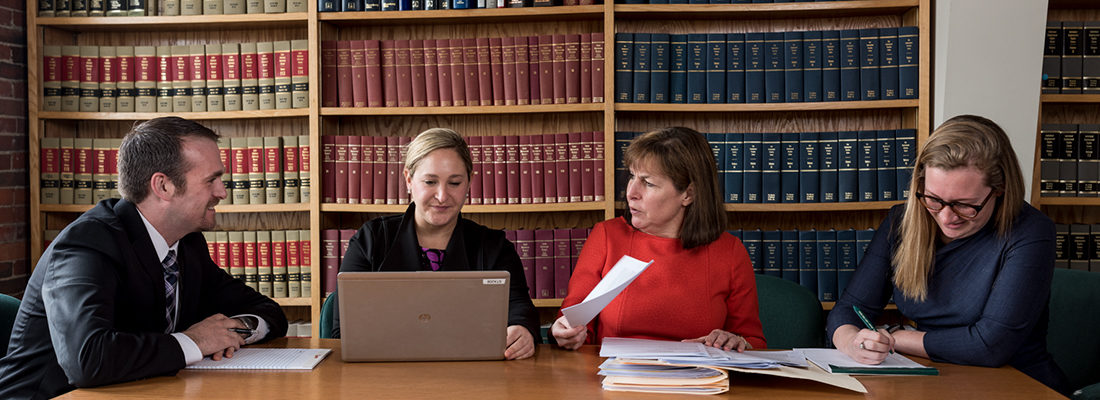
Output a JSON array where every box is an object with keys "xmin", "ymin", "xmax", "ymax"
[
  {"xmin": 118, "ymin": 117, "xmax": 220, "ymax": 203},
  {"xmin": 404, "ymin": 128, "xmax": 472, "ymax": 178},
  {"xmin": 623, "ymin": 127, "xmax": 727, "ymax": 249}
]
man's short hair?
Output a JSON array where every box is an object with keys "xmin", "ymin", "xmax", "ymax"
[{"xmin": 117, "ymin": 117, "xmax": 220, "ymax": 203}]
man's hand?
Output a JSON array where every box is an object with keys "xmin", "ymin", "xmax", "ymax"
[
  {"xmin": 182, "ymin": 314, "xmax": 247, "ymax": 360},
  {"xmin": 504, "ymin": 325, "xmax": 535, "ymax": 360}
]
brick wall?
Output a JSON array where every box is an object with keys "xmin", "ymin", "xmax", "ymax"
[{"xmin": 0, "ymin": 0, "xmax": 27, "ymax": 298}]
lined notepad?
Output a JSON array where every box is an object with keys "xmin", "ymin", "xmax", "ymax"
[{"xmin": 186, "ymin": 348, "xmax": 332, "ymax": 370}]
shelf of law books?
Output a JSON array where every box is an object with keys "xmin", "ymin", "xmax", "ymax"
[
  {"xmin": 612, "ymin": 0, "xmax": 918, "ymax": 21},
  {"xmin": 34, "ymin": 0, "xmax": 307, "ymax": 18}
]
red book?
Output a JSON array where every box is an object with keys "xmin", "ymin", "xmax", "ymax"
[
  {"xmin": 541, "ymin": 133, "xmax": 556, "ymax": 203},
  {"xmin": 381, "ymin": 40, "xmax": 398, "ymax": 107},
  {"xmin": 480, "ymin": 135, "xmax": 494, "ymax": 205},
  {"xmin": 531, "ymin": 134, "xmax": 545, "ymax": 203},
  {"xmin": 463, "ymin": 38, "xmax": 479, "ymax": 107},
  {"xmin": 299, "ymin": 231, "xmax": 312, "ymax": 298},
  {"xmin": 243, "ymin": 231, "xmax": 258, "ymax": 289},
  {"xmin": 80, "ymin": 47, "xmax": 100, "ymax": 111},
  {"xmin": 580, "ymin": 33, "xmax": 592, "ymax": 103},
  {"xmin": 291, "ymin": 41, "xmax": 308, "ymax": 109},
  {"xmin": 448, "ymin": 39, "xmax": 466, "ymax": 107},
  {"xmin": 518, "ymin": 135, "xmax": 532, "ymax": 204},
  {"xmin": 411, "ymin": 40, "xmax": 426, "ymax": 107},
  {"xmin": 372, "ymin": 136, "xmax": 386, "ymax": 204},
  {"xmin": 215, "ymin": 233, "xmax": 229, "ymax": 272},
  {"xmin": 322, "ymin": 40, "xmax": 338, "ymax": 107},
  {"xmin": 515, "ymin": 229, "xmax": 536, "ymax": 298},
  {"xmin": 553, "ymin": 228, "xmax": 571, "ymax": 299},
  {"xmin": 592, "ymin": 33, "xmax": 605, "ymax": 103},
  {"xmin": 321, "ymin": 229, "xmax": 339, "ymax": 296},
  {"xmin": 229, "ymin": 232, "xmax": 244, "ymax": 281},
  {"xmin": 569, "ymin": 228, "xmax": 587, "ymax": 272},
  {"xmin": 75, "ymin": 139, "xmax": 92, "ymax": 205},
  {"xmin": 336, "ymin": 41, "xmax": 353, "ymax": 107},
  {"xmin": 489, "ymin": 37, "xmax": 504, "ymax": 106},
  {"xmin": 240, "ymin": 44, "xmax": 259, "ymax": 110},
  {"xmin": 299, "ymin": 136, "xmax": 311, "ymax": 203},
  {"xmin": 386, "ymin": 136, "xmax": 400, "ymax": 204},
  {"xmin": 501, "ymin": 37, "xmax": 517, "ymax": 106},
  {"xmin": 275, "ymin": 42, "xmax": 293, "ymax": 110},
  {"xmin": 258, "ymin": 43, "xmax": 276, "ymax": 110},
  {"xmin": 395, "ymin": 39, "xmax": 412, "ymax": 107},
  {"xmin": 593, "ymin": 131, "xmax": 605, "ymax": 201},
  {"xmin": 101, "ymin": 49, "xmax": 118, "ymax": 110},
  {"xmin": 435, "ymin": 39, "xmax": 453, "ymax": 107},
  {"xmin": 580, "ymin": 131, "xmax": 595, "ymax": 202},
  {"xmin": 365, "ymin": 40, "xmax": 383, "ymax": 108},
  {"xmin": 40, "ymin": 138, "xmax": 59, "ymax": 204},
  {"xmin": 534, "ymin": 229, "xmax": 554, "ymax": 299},
  {"xmin": 514, "ymin": 36, "xmax": 530, "ymax": 105},
  {"xmin": 568, "ymin": 131, "xmax": 582, "ymax": 202},
  {"xmin": 493, "ymin": 135, "xmax": 507, "ymax": 205},
  {"xmin": 347, "ymin": 135, "xmax": 362, "ymax": 204},
  {"xmin": 397, "ymin": 136, "xmax": 411, "ymax": 204},
  {"xmin": 283, "ymin": 137, "xmax": 300, "ymax": 203},
  {"xmin": 201, "ymin": 45, "xmax": 220, "ymax": 111},
  {"xmin": 248, "ymin": 138, "xmax": 265, "ymax": 205},
  {"xmin": 468, "ymin": 136, "xmax": 483, "ymax": 205},
  {"xmin": 552, "ymin": 34, "xmax": 567, "ymax": 104},
  {"xmin": 565, "ymin": 34, "xmax": 581, "ymax": 104},
  {"xmin": 335, "ymin": 135, "xmax": 349, "ymax": 204},
  {"xmin": 230, "ymin": 139, "xmax": 248, "ymax": 205},
  {"xmin": 505, "ymin": 135, "xmax": 519, "ymax": 204},
  {"xmin": 423, "ymin": 40, "xmax": 439, "ymax": 107},
  {"xmin": 350, "ymin": 40, "xmax": 367, "ymax": 108},
  {"xmin": 359, "ymin": 135, "xmax": 373, "ymax": 203},
  {"xmin": 528, "ymin": 36, "xmax": 541, "ymax": 105},
  {"xmin": 555, "ymin": 133, "xmax": 570, "ymax": 203},
  {"xmin": 339, "ymin": 229, "xmax": 356, "ymax": 259},
  {"xmin": 538, "ymin": 35, "xmax": 553, "ymax": 105},
  {"xmin": 59, "ymin": 139, "xmax": 74, "ymax": 203},
  {"xmin": 42, "ymin": 47, "xmax": 61, "ymax": 111},
  {"xmin": 322, "ymin": 135, "xmax": 336, "ymax": 203},
  {"xmin": 221, "ymin": 45, "xmax": 240, "ymax": 109}
]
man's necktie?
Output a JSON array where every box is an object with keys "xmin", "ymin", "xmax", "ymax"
[{"xmin": 163, "ymin": 250, "xmax": 179, "ymax": 333}]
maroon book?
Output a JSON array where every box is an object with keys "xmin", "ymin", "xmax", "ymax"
[
  {"xmin": 336, "ymin": 41, "xmax": 353, "ymax": 107},
  {"xmin": 463, "ymin": 38, "xmax": 480, "ymax": 107},
  {"xmin": 569, "ymin": 228, "xmax": 588, "ymax": 272},
  {"xmin": 480, "ymin": 135, "xmax": 494, "ymax": 204},
  {"xmin": 476, "ymin": 37, "xmax": 492, "ymax": 107},
  {"xmin": 514, "ymin": 36, "xmax": 530, "ymax": 105},
  {"xmin": 350, "ymin": 40, "xmax": 367, "ymax": 108},
  {"xmin": 565, "ymin": 34, "xmax": 581, "ymax": 104},
  {"xmin": 321, "ymin": 229, "xmax": 339, "ymax": 296},
  {"xmin": 422, "ymin": 39, "xmax": 439, "ymax": 107},
  {"xmin": 321, "ymin": 40, "xmax": 338, "ymax": 107},
  {"xmin": 579, "ymin": 33, "xmax": 592, "ymax": 103},
  {"xmin": 515, "ymin": 229, "xmax": 536, "ymax": 298},
  {"xmin": 489, "ymin": 37, "xmax": 505, "ymax": 106},
  {"xmin": 594, "ymin": 131, "xmax": 605, "ymax": 201},
  {"xmin": 449, "ymin": 38, "xmax": 466, "ymax": 107},
  {"xmin": 493, "ymin": 135, "xmax": 507, "ymax": 205},
  {"xmin": 518, "ymin": 135, "xmax": 532, "ymax": 204},
  {"xmin": 347, "ymin": 135, "xmax": 362, "ymax": 204},
  {"xmin": 436, "ymin": 39, "xmax": 453, "ymax": 107},
  {"xmin": 372, "ymin": 136, "xmax": 386, "ymax": 205},
  {"xmin": 553, "ymin": 228, "xmax": 571, "ymax": 299},
  {"xmin": 568, "ymin": 131, "xmax": 583, "ymax": 202},
  {"xmin": 322, "ymin": 135, "xmax": 336, "ymax": 203},
  {"xmin": 528, "ymin": 36, "xmax": 541, "ymax": 105},
  {"xmin": 397, "ymin": 136, "xmax": 410, "ymax": 204},
  {"xmin": 339, "ymin": 229, "xmax": 356, "ymax": 260},
  {"xmin": 468, "ymin": 135, "xmax": 483, "ymax": 205},
  {"xmin": 592, "ymin": 33, "xmax": 604, "ymax": 103},
  {"xmin": 381, "ymin": 40, "xmax": 398, "ymax": 107},
  {"xmin": 365, "ymin": 40, "xmax": 383, "ymax": 108},
  {"xmin": 530, "ymin": 133, "xmax": 544, "ymax": 204},
  {"xmin": 580, "ymin": 131, "xmax": 595, "ymax": 202},
  {"xmin": 360, "ymin": 135, "xmax": 374, "ymax": 203},
  {"xmin": 552, "ymin": 34, "xmax": 567, "ymax": 104},
  {"xmin": 386, "ymin": 136, "xmax": 400, "ymax": 204},
  {"xmin": 541, "ymin": 133, "xmax": 556, "ymax": 203},
  {"xmin": 501, "ymin": 37, "xmax": 517, "ymax": 106},
  {"xmin": 410, "ymin": 40, "xmax": 426, "ymax": 107},
  {"xmin": 335, "ymin": 135, "xmax": 349, "ymax": 204},
  {"xmin": 395, "ymin": 39, "xmax": 412, "ymax": 107},
  {"xmin": 534, "ymin": 229, "xmax": 554, "ymax": 299},
  {"xmin": 505, "ymin": 135, "xmax": 519, "ymax": 204},
  {"xmin": 538, "ymin": 35, "xmax": 554, "ymax": 105},
  {"xmin": 555, "ymin": 132, "xmax": 569, "ymax": 203}
]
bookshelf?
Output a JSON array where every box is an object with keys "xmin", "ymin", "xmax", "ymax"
[{"xmin": 26, "ymin": 0, "xmax": 931, "ymax": 338}]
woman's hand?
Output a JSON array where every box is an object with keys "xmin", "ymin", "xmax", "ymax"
[
  {"xmin": 550, "ymin": 316, "xmax": 587, "ymax": 350},
  {"xmin": 834, "ymin": 324, "xmax": 896, "ymax": 364},
  {"xmin": 504, "ymin": 325, "xmax": 535, "ymax": 360},
  {"xmin": 683, "ymin": 329, "xmax": 752, "ymax": 352}
]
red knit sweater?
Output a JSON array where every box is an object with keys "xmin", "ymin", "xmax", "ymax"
[{"xmin": 561, "ymin": 218, "xmax": 766, "ymax": 348}]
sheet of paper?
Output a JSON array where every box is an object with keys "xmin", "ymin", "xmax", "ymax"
[
  {"xmin": 598, "ymin": 337, "xmax": 709, "ymax": 358},
  {"xmin": 797, "ymin": 348, "xmax": 929, "ymax": 373},
  {"xmin": 185, "ymin": 348, "xmax": 332, "ymax": 370},
  {"xmin": 561, "ymin": 255, "xmax": 653, "ymax": 327}
]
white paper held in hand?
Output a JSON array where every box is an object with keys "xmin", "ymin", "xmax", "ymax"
[{"xmin": 561, "ymin": 255, "xmax": 653, "ymax": 327}]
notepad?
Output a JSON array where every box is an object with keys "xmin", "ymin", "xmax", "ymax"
[
  {"xmin": 186, "ymin": 348, "xmax": 332, "ymax": 370},
  {"xmin": 798, "ymin": 348, "xmax": 939, "ymax": 375}
]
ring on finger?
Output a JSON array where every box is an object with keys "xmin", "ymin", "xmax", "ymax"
[{"xmin": 859, "ymin": 342, "xmax": 866, "ymax": 350}]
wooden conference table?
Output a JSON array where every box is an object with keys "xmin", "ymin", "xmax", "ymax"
[{"xmin": 59, "ymin": 338, "xmax": 1064, "ymax": 399}]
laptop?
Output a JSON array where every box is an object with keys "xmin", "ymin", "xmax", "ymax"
[{"xmin": 337, "ymin": 270, "xmax": 510, "ymax": 362}]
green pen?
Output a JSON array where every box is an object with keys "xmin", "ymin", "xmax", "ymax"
[{"xmin": 853, "ymin": 305, "xmax": 893, "ymax": 354}]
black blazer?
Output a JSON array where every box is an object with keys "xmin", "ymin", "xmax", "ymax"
[
  {"xmin": 0, "ymin": 199, "xmax": 287, "ymax": 399},
  {"xmin": 331, "ymin": 203, "xmax": 541, "ymax": 342}
]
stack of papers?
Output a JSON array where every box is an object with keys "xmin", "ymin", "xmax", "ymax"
[
  {"xmin": 599, "ymin": 358, "xmax": 730, "ymax": 395},
  {"xmin": 186, "ymin": 348, "xmax": 332, "ymax": 370},
  {"xmin": 798, "ymin": 348, "xmax": 939, "ymax": 375}
]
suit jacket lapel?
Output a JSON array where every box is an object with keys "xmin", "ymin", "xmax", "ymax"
[
  {"xmin": 114, "ymin": 199, "xmax": 171, "ymax": 331},
  {"xmin": 174, "ymin": 244, "xmax": 203, "ymax": 326},
  {"xmin": 379, "ymin": 203, "xmax": 424, "ymax": 271}
]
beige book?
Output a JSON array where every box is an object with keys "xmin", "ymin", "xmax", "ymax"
[
  {"xmin": 60, "ymin": 46, "xmax": 80, "ymax": 112},
  {"xmin": 59, "ymin": 137, "xmax": 75, "ymax": 204},
  {"xmin": 273, "ymin": 41, "xmax": 292, "ymax": 109},
  {"xmin": 40, "ymin": 137, "xmax": 60, "ymax": 204},
  {"xmin": 42, "ymin": 45, "xmax": 61, "ymax": 111},
  {"xmin": 109, "ymin": 138, "xmax": 122, "ymax": 199},
  {"xmin": 127, "ymin": 0, "xmax": 146, "ymax": 15},
  {"xmin": 98, "ymin": 46, "xmax": 117, "ymax": 112},
  {"xmin": 171, "ymin": 45, "xmax": 192, "ymax": 112},
  {"xmin": 240, "ymin": 42, "xmax": 259, "ymax": 111},
  {"xmin": 230, "ymin": 137, "xmax": 249, "ymax": 205},
  {"xmin": 281, "ymin": 135, "xmax": 299, "ymax": 203},
  {"xmin": 284, "ymin": 229, "xmax": 300, "ymax": 298},
  {"xmin": 228, "ymin": 231, "xmax": 245, "ymax": 281},
  {"xmin": 258, "ymin": 230, "xmax": 274, "ymax": 297},
  {"xmin": 243, "ymin": 230, "xmax": 259, "ymax": 291},
  {"xmin": 298, "ymin": 134, "xmax": 310, "ymax": 203},
  {"xmin": 203, "ymin": 0, "xmax": 221, "ymax": 14},
  {"xmin": 155, "ymin": 45, "xmax": 173, "ymax": 112},
  {"xmin": 245, "ymin": 0, "xmax": 261, "ymax": 14},
  {"xmin": 114, "ymin": 46, "xmax": 135, "ymax": 112},
  {"xmin": 223, "ymin": 0, "xmax": 243, "ymax": 13},
  {"xmin": 286, "ymin": 0, "xmax": 304, "ymax": 12},
  {"xmin": 205, "ymin": 43, "xmax": 224, "ymax": 112},
  {"xmin": 78, "ymin": 46, "xmax": 99, "ymax": 112},
  {"xmin": 263, "ymin": 0, "xmax": 283, "ymax": 13},
  {"xmin": 161, "ymin": 0, "xmax": 179, "ymax": 15},
  {"xmin": 290, "ymin": 39, "xmax": 308, "ymax": 109},
  {"xmin": 91, "ymin": 138, "xmax": 111, "ymax": 203},
  {"xmin": 73, "ymin": 138, "xmax": 93, "ymax": 204},
  {"xmin": 222, "ymin": 43, "xmax": 242, "ymax": 111},
  {"xmin": 299, "ymin": 229, "xmax": 310, "ymax": 297},
  {"xmin": 215, "ymin": 231, "xmax": 230, "ymax": 273},
  {"xmin": 202, "ymin": 231, "xmax": 216, "ymax": 258},
  {"xmin": 189, "ymin": 44, "xmax": 207, "ymax": 112},
  {"xmin": 263, "ymin": 136, "xmax": 283, "ymax": 204},
  {"xmin": 218, "ymin": 137, "xmax": 232, "ymax": 205},
  {"xmin": 133, "ymin": 46, "xmax": 157, "ymax": 112},
  {"xmin": 180, "ymin": 0, "xmax": 199, "ymax": 14},
  {"xmin": 256, "ymin": 41, "xmax": 275, "ymax": 110},
  {"xmin": 247, "ymin": 136, "xmax": 265, "ymax": 205},
  {"xmin": 270, "ymin": 230, "xmax": 288, "ymax": 298}
]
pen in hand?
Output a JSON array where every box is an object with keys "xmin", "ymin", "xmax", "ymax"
[
  {"xmin": 230, "ymin": 328, "xmax": 255, "ymax": 336},
  {"xmin": 853, "ymin": 305, "xmax": 893, "ymax": 354}
]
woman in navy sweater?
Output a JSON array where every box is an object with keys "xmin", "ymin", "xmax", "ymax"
[{"xmin": 826, "ymin": 115, "xmax": 1070, "ymax": 395}]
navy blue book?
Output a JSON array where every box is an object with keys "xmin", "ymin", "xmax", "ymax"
[
  {"xmin": 632, "ymin": 33, "xmax": 652, "ymax": 103},
  {"xmin": 803, "ymin": 30, "xmax": 823, "ymax": 102},
  {"xmin": 878, "ymin": 27, "xmax": 899, "ymax": 100},
  {"xmin": 899, "ymin": 26, "xmax": 919, "ymax": 99},
  {"xmin": 781, "ymin": 230, "xmax": 800, "ymax": 284},
  {"xmin": 894, "ymin": 128, "xmax": 916, "ymax": 200},
  {"xmin": 819, "ymin": 130, "xmax": 838, "ymax": 202},
  {"xmin": 857, "ymin": 130, "xmax": 878, "ymax": 202},
  {"xmin": 380, "ymin": 0, "xmax": 397, "ymax": 10},
  {"xmin": 822, "ymin": 30, "xmax": 840, "ymax": 101},
  {"xmin": 342, "ymin": 0, "xmax": 360, "ymax": 11},
  {"xmin": 742, "ymin": 229, "xmax": 763, "ymax": 274},
  {"xmin": 399, "ymin": 0, "xmax": 411, "ymax": 10},
  {"xmin": 855, "ymin": 228, "xmax": 875, "ymax": 267},
  {"xmin": 707, "ymin": 132, "xmax": 726, "ymax": 197},
  {"xmin": 763, "ymin": 230, "xmax": 782, "ymax": 277},
  {"xmin": 783, "ymin": 31, "xmax": 803, "ymax": 102},
  {"xmin": 799, "ymin": 131, "xmax": 820, "ymax": 203},
  {"xmin": 836, "ymin": 229, "xmax": 856, "ymax": 298},
  {"xmin": 670, "ymin": 34, "xmax": 688, "ymax": 103},
  {"xmin": 650, "ymin": 33, "xmax": 671, "ymax": 103},
  {"xmin": 799, "ymin": 229, "xmax": 818, "ymax": 296},
  {"xmin": 725, "ymin": 133, "xmax": 744, "ymax": 203},
  {"xmin": 319, "ymin": 0, "xmax": 338, "ymax": 11},
  {"xmin": 742, "ymin": 132, "xmax": 763, "ymax": 203},
  {"xmin": 727, "ymin": 230, "xmax": 742, "ymax": 241},
  {"xmin": 838, "ymin": 130, "xmax": 858, "ymax": 202},
  {"xmin": 745, "ymin": 33, "xmax": 765, "ymax": 103},
  {"xmin": 613, "ymin": 131, "xmax": 636, "ymax": 202},
  {"xmin": 840, "ymin": 29, "xmax": 860, "ymax": 101},
  {"xmin": 816, "ymin": 229, "xmax": 838, "ymax": 302},
  {"xmin": 859, "ymin": 28, "xmax": 880, "ymax": 101},
  {"xmin": 727, "ymin": 33, "xmax": 746, "ymax": 103},
  {"xmin": 877, "ymin": 129, "xmax": 897, "ymax": 201},
  {"xmin": 707, "ymin": 33, "xmax": 727, "ymax": 103},
  {"xmin": 688, "ymin": 34, "xmax": 708, "ymax": 104},
  {"xmin": 780, "ymin": 131, "xmax": 800, "ymax": 203},
  {"xmin": 762, "ymin": 132, "xmax": 781, "ymax": 203},
  {"xmin": 614, "ymin": 33, "xmax": 634, "ymax": 103},
  {"xmin": 364, "ymin": 0, "xmax": 380, "ymax": 10},
  {"xmin": 764, "ymin": 32, "xmax": 785, "ymax": 103}
]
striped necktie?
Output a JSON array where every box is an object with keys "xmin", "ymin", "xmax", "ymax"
[{"xmin": 162, "ymin": 250, "xmax": 179, "ymax": 333}]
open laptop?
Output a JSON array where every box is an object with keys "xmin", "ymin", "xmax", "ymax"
[{"xmin": 337, "ymin": 270, "xmax": 510, "ymax": 362}]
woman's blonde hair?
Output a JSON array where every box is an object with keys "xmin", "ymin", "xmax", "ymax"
[
  {"xmin": 892, "ymin": 115, "xmax": 1025, "ymax": 301},
  {"xmin": 404, "ymin": 128, "xmax": 472, "ymax": 178}
]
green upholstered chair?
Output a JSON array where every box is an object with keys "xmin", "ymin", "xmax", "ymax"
[
  {"xmin": 320, "ymin": 293, "xmax": 337, "ymax": 339},
  {"xmin": 1047, "ymin": 269, "xmax": 1100, "ymax": 398},
  {"xmin": 754, "ymin": 274, "xmax": 825, "ymax": 349},
  {"xmin": 1, "ymin": 293, "xmax": 20, "ymax": 356}
]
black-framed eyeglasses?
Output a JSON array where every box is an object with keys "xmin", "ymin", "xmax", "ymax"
[{"xmin": 914, "ymin": 189, "xmax": 996, "ymax": 220}]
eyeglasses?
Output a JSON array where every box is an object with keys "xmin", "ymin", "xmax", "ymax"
[{"xmin": 914, "ymin": 189, "xmax": 996, "ymax": 220}]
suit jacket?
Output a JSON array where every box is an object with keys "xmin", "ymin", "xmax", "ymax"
[
  {"xmin": 331, "ymin": 203, "xmax": 541, "ymax": 342},
  {"xmin": 0, "ymin": 199, "xmax": 288, "ymax": 399}
]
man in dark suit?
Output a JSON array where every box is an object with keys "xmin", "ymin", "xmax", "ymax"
[{"xmin": 0, "ymin": 117, "xmax": 288, "ymax": 399}]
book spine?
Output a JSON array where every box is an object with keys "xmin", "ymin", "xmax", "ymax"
[
  {"xmin": 370, "ymin": 136, "xmax": 385, "ymax": 204},
  {"xmin": 614, "ymin": 32, "xmax": 633, "ymax": 103},
  {"xmin": 726, "ymin": 33, "xmax": 745, "ymax": 103},
  {"xmin": 783, "ymin": 31, "xmax": 803, "ymax": 102},
  {"xmin": 528, "ymin": 36, "xmax": 540, "ymax": 104},
  {"xmin": 1064, "ymin": 22, "xmax": 1085, "ymax": 94},
  {"xmin": 321, "ymin": 230, "xmax": 338, "ymax": 296},
  {"xmin": 383, "ymin": 40, "xmax": 399, "ymax": 107},
  {"xmin": 801, "ymin": 31, "xmax": 823, "ymax": 103},
  {"xmin": 745, "ymin": 33, "xmax": 764, "ymax": 103},
  {"xmin": 798, "ymin": 229, "xmax": 817, "ymax": 297},
  {"xmin": 687, "ymin": 33, "xmax": 707, "ymax": 104},
  {"xmin": 519, "ymin": 135, "xmax": 532, "ymax": 203},
  {"xmin": 592, "ymin": 33, "xmax": 604, "ymax": 103},
  {"xmin": 468, "ymin": 136, "xmax": 483, "ymax": 204},
  {"xmin": 493, "ymin": 135, "xmax": 507, "ymax": 204},
  {"xmin": 274, "ymin": 41, "xmax": 292, "ymax": 109},
  {"xmin": 580, "ymin": 33, "xmax": 592, "ymax": 103},
  {"xmin": 257, "ymin": 231, "xmax": 273, "ymax": 297},
  {"xmin": 763, "ymin": 32, "xmax": 784, "ymax": 103},
  {"xmin": 894, "ymin": 128, "xmax": 916, "ymax": 200},
  {"xmin": 270, "ymin": 230, "xmax": 288, "ymax": 297},
  {"xmin": 742, "ymin": 132, "xmax": 762, "ymax": 203},
  {"xmin": 39, "ymin": 0, "xmax": 55, "ymax": 17},
  {"xmin": 780, "ymin": 230, "xmax": 798, "ymax": 284},
  {"xmin": 514, "ymin": 36, "xmax": 529, "ymax": 105},
  {"xmin": 1059, "ymin": 124, "xmax": 1080, "ymax": 196},
  {"xmin": 706, "ymin": 33, "xmax": 726, "ymax": 104},
  {"xmin": 818, "ymin": 131, "xmax": 838, "ymax": 202},
  {"xmin": 40, "ymin": 137, "xmax": 60, "ymax": 204},
  {"xmin": 180, "ymin": 0, "xmax": 199, "ymax": 14},
  {"xmin": 231, "ymin": 137, "xmax": 249, "ymax": 204},
  {"xmin": 567, "ymin": 132, "xmax": 582, "ymax": 202},
  {"xmin": 515, "ymin": 230, "xmax": 536, "ymax": 298},
  {"xmin": 447, "ymin": 39, "xmax": 465, "ymax": 106},
  {"xmin": 501, "ymin": 37, "xmax": 517, "ymax": 106},
  {"xmin": 170, "ymin": 45, "xmax": 191, "ymax": 112},
  {"xmin": 836, "ymin": 229, "xmax": 855, "ymax": 297},
  {"xmin": 761, "ymin": 230, "xmax": 781, "ymax": 277},
  {"xmin": 725, "ymin": 133, "xmax": 742, "ymax": 203},
  {"xmin": 205, "ymin": 43, "xmax": 224, "ymax": 112},
  {"xmin": 282, "ymin": 135, "xmax": 301, "ymax": 203},
  {"xmin": 188, "ymin": 44, "xmax": 206, "ymax": 112},
  {"xmin": 531, "ymin": 134, "xmax": 545, "ymax": 203},
  {"xmin": 799, "ymin": 131, "xmax": 819, "ymax": 203},
  {"xmin": 365, "ymin": 40, "xmax": 383, "ymax": 108},
  {"xmin": 816, "ymin": 229, "xmax": 837, "ymax": 302},
  {"xmin": 333, "ymin": 135, "xmax": 348, "ymax": 203},
  {"xmin": 79, "ymin": 46, "xmax": 100, "ymax": 112},
  {"xmin": 779, "ymin": 131, "xmax": 798, "ymax": 203},
  {"xmin": 506, "ymin": 135, "xmax": 520, "ymax": 204},
  {"xmin": 564, "ymin": 34, "xmax": 580, "ymax": 104},
  {"xmin": 321, "ymin": 41, "xmax": 338, "ymax": 107},
  {"xmin": 822, "ymin": 30, "xmax": 840, "ymax": 101},
  {"xmin": 73, "ymin": 138, "xmax": 91, "ymax": 204},
  {"xmin": 540, "ymin": 35, "xmax": 555, "ymax": 105},
  {"xmin": 225, "ymin": 0, "xmax": 245, "ymax": 13},
  {"xmin": 247, "ymin": 136, "xmax": 265, "ymax": 204},
  {"xmin": 91, "ymin": 139, "xmax": 110, "ymax": 202},
  {"xmin": 222, "ymin": 43, "xmax": 242, "ymax": 111},
  {"xmin": 409, "ymin": 40, "xmax": 427, "ymax": 107},
  {"xmin": 534, "ymin": 229, "xmax": 554, "ymax": 299},
  {"xmin": 857, "ymin": 130, "xmax": 878, "ymax": 201},
  {"xmin": 97, "ymin": 46, "xmax": 117, "ymax": 112},
  {"xmin": 837, "ymin": 130, "xmax": 857, "ymax": 202},
  {"xmin": 263, "ymin": 136, "xmax": 283, "ymax": 204},
  {"xmin": 291, "ymin": 39, "xmax": 309, "ymax": 109},
  {"xmin": 593, "ymin": 131, "xmax": 605, "ymax": 201},
  {"xmin": 631, "ymin": 33, "xmax": 650, "ymax": 103},
  {"xmin": 1079, "ymin": 125, "xmax": 1099, "ymax": 197},
  {"xmin": 265, "ymin": 0, "xmax": 285, "ymax": 12},
  {"xmin": 543, "ymin": 133, "xmax": 557, "ymax": 203},
  {"xmin": 669, "ymin": 34, "xmax": 687, "ymax": 104},
  {"xmin": 554, "ymin": 133, "xmax": 569, "ymax": 203},
  {"xmin": 898, "ymin": 26, "xmax": 918, "ymax": 99},
  {"xmin": 215, "ymin": 231, "xmax": 230, "ymax": 274},
  {"xmin": 858, "ymin": 28, "xmax": 880, "ymax": 101},
  {"xmin": 878, "ymin": 27, "xmax": 899, "ymax": 100},
  {"xmin": 761, "ymin": 132, "xmax": 780, "ymax": 203},
  {"xmin": 839, "ymin": 30, "xmax": 859, "ymax": 101},
  {"xmin": 71, "ymin": 0, "xmax": 87, "ymax": 16},
  {"xmin": 396, "ymin": 39, "xmax": 414, "ymax": 107},
  {"xmin": 345, "ymin": 135, "xmax": 360, "ymax": 204},
  {"xmin": 473, "ymin": 38, "xmax": 491, "ymax": 107},
  {"xmin": 648, "ymin": 33, "xmax": 669, "ymax": 104},
  {"xmin": 742, "ymin": 229, "xmax": 762, "ymax": 273},
  {"xmin": 337, "ymin": 41, "xmax": 354, "ymax": 107},
  {"xmin": 285, "ymin": 230, "xmax": 301, "ymax": 297},
  {"xmin": 386, "ymin": 136, "xmax": 400, "ymax": 204},
  {"xmin": 581, "ymin": 131, "xmax": 595, "ymax": 202},
  {"xmin": 204, "ymin": 0, "xmax": 223, "ymax": 13},
  {"xmin": 298, "ymin": 135, "xmax": 311, "ymax": 203},
  {"xmin": 1044, "ymin": 22, "xmax": 1063, "ymax": 94},
  {"xmin": 42, "ymin": 46, "xmax": 62, "ymax": 111},
  {"xmin": 553, "ymin": 228, "xmax": 571, "ymax": 298},
  {"xmin": 240, "ymin": 42, "xmax": 259, "ymax": 111},
  {"xmin": 58, "ymin": 138, "xmax": 74, "ymax": 204},
  {"xmin": 229, "ymin": 231, "xmax": 245, "ymax": 281}
]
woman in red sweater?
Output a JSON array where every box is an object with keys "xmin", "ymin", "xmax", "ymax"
[{"xmin": 552, "ymin": 127, "xmax": 765, "ymax": 351}]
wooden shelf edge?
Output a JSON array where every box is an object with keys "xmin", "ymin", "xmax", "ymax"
[
  {"xmin": 38, "ymin": 109, "xmax": 309, "ymax": 120},
  {"xmin": 39, "ymin": 204, "xmax": 94, "ymax": 213},
  {"xmin": 321, "ymin": 103, "xmax": 604, "ymax": 116},
  {"xmin": 1039, "ymin": 93, "xmax": 1100, "ymax": 103},
  {"xmin": 615, "ymin": 0, "xmax": 918, "ymax": 17},
  {"xmin": 36, "ymin": 13, "xmax": 309, "ymax": 29},
  {"xmin": 274, "ymin": 297, "xmax": 313, "ymax": 307},
  {"xmin": 320, "ymin": 5, "xmax": 603, "ymax": 23},
  {"xmin": 321, "ymin": 202, "xmax": 608, "ymax": 213},
  {"xmin": 723, "ymin": 201, "xmax": 903, "ymax": 212},
  {"xmin": 1036, "ymin": 197, "xmax": 1100, "ymax": 206},
  {"xmin": 615, "ymin": 99, "xmax": 918, "ymax": 113},
  {"xmin": 532, "ymin": 299, "xmax": 563, "ymax": 308}
]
